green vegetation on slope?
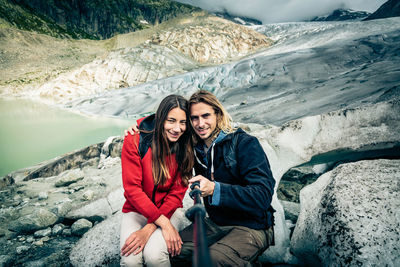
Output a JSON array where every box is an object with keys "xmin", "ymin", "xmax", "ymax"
[{"xmin": 1, "ymin": 0, "xmax": 201, "ymax": 39}]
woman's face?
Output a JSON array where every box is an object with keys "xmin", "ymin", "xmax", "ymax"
[{"xmin": 164, "ymin": 107, "xmax": 187, "ymax": 142}]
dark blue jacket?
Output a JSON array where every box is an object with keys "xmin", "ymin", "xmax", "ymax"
[{"xmin": 194, "ymin": 128, "xmax": 275, "ymax": 230}]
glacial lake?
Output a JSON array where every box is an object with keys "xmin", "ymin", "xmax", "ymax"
[{"xmin": 0, "ymin": 98, "xmax": 132, "ymax": 177}]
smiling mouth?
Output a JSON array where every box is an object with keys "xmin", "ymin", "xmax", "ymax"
[
  {"xmin": 196, "ymin": 129, "xmax": 209, "ymax": 136},
  {"xmin": 168, "ymin": 132, "xmax": 180, "ymax": 138}
]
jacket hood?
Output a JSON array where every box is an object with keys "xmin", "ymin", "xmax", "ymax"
[
  {"xmin": 138, "ymin": 114, "xmax": 155, "ymax": 132},
  {"xmin": 194, "ymin": 128, "xmax": 246, "ymax": 150},
  {"xmin": 219, "ymin": 128, "xmax": 246, "ymax": 144},
  {"xmin": 194, "ymin": 128, "xmax": 247, "ymax": 176}
]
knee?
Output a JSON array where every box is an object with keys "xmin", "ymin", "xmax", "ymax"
[
  {"xmin": 143, "ymin": 250, "xmax": 169, "ymax": 267},
  {"xmin": 120, "ymin": 253, "xmax": 142, "ymax": 267},
  {"xmin": 209, "ymin": 248, "xmax": 230, "ymax": 266}
]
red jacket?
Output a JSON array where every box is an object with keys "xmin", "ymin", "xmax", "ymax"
[{"xmin": 121, "ymin": 116, "xmax": 188, "ymax": 223}]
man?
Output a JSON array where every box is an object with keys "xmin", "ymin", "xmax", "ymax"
[
  {"xmin": 126, "ymin": 90, "xmax": 275, "ymax": 266},
  {"xmin": 172, "ymin": 90, "xmax": 275, "ymax": 266}
]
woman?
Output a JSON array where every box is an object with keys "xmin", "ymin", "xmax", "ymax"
[{"xmin": 120, "ymin": 95, "xmax": 194, "ymax": 267}]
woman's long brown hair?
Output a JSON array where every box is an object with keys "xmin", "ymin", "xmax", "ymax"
[{"xmin": 152, "ymin": 95, "xmax": 194, "ymax": 186}]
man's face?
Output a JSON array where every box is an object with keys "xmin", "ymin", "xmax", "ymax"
[{"xmin": 190, "ymin": 102, "xmax": 217, "ymax": 143}]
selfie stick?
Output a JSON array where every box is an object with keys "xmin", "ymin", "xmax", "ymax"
[{"xmin": 185, "ymin": 181, "xmax": 212, "ymax": 267}]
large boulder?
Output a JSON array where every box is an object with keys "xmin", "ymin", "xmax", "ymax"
[
  {"xmin": 250, "ymin": 100, "xmax": 400, "ymax": 263},
  {"xmin": 291, "ymin": 159, "xmax": 400, "ymax": 266},
  {"xmin": 8, "ymin": 208, "xmax": 58, "ymax": 234}
]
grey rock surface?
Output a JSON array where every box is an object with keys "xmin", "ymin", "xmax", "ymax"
[
  {"xmin": 55, "ymin": 169, "xmax": 85, "ymax": 187},
  {"xmin": 291, "ymin": 159, "xmax": 400, "ymax": 266},
  {"xmin": 70, "ymin": 212, "xmax": 122, "ymax": 267},
  {"xmin": 71, "ymin": 219, "xmax": 93, "ymax": 236},
  {"xmin": 9, "ymin": 208, "xmax": 58, "ymax": 234}
]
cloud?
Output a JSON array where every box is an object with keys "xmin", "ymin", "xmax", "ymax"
[{"xmin": 174, "ymin": 0, "xmax": 387, "ymax": 23}]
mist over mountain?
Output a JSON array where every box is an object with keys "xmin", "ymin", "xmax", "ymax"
[{"xmin": 173, "ymin": 0, "xmax": 387, "ymax": 23}]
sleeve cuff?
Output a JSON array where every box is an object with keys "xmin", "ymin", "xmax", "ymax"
[{"xmin": 209, "ymin": 181, "xmax": 221, "ymax": 206}]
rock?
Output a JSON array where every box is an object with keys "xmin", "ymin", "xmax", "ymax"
[
  {"xmin": 71, "ymin": 219, "xmax": 93, "ymax": 236},
  {"xmin": 55, "ymin": 169, "xmax": 84, "ymax": 187},
  {"xmin": 51, "ymin": 198, "xmax": 73, "ymax": 217},
  {"xmin": 9, "ymin": 208, "xmax": 58, "ymax": 233},
  {"xmin": 33, "ymin": 236, "xmax": 50, "ymax": 246},
  {"xmin": 280, "ymin": 200, "xmax": 300, "ymax": 223},
  {"xmin": 23, "ymin": 143, "xmax": 103, "ymax": 180},
  {"xmin": 0, "ymin": 228, "xmax": 6, "ymax": 237},
  {"xmin": 23, "ymin": 260, "xmax": 45, "ymax": 267},
  {"xmin": 70, "ymin": 212, "xmax": 122, "ymax": 267},
  {"xmin": 62, "ymin": 229, "xmax": 72, "ymax": 236},
  {"xmin": 38, "ymin": 191, "xmax": 48, "ymax": 200},
  {"xmin": 150, "ymin": 16, "xmax": 272, "ymax": 64},
  {"xmin": 82, "ymin": 190, "xmax": 94, "ymax": 201},
  {"xmin": 52, "ymin": 223, "xmax": 66, "ymax": 236},
  {"xmin": 0, "ymin": 255, "xmax": 13, "ymax": 266},
  {"xmin": 16, "ymin": 245, "xmax": 30, "ymax": 254},
  {"xmin": 34, "ymin": 227, "xmax": 52, "ymax": 238},
  {"xmin": 0, "ymin": 175, "xmax": 14, "ymax": 190},
  {"xmin": 291, "ymin": 159, "xmax": 400, "ymax": 266},
  {"xmin": 106, "ymin": 188, "xmax": 125, "ymax": 214},
  {"xmin": 66, "ymin": 198, "xmax": 113, "ymax": 222}
]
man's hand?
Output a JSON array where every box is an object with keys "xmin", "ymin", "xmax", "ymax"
[
  {"xmin": 121, "ymin": 223, "xmax": 156, "ymax": 257},
  {"xmin": 124, "ymin": 124, "xmax": 139, "ymax": 137},
  {"xmin": 189, "ymin": 175, "xmax": 215, "ymax": 197}
]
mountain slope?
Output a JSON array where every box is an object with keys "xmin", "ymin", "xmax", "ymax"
[
  {"xmin": 364, "ymin": 0, "xmax": 400, "ymax": 20},
  {"xmin": 1, "ymin": 12, "xmax": 273, "ymax": 102},
  {"xmin": 1, "ymin": 0, "xmax": 200, "ymax": 39}
]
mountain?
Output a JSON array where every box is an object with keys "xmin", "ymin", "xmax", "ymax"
[
  {"xmin": 0, "ymin": 0, "xmax": 200, "ymax": 39},
  {"xmin": 364, "ymin": 0, "xmax": 400, "ymax": 20},
  {"xmin": 0, "ymin": 12, "xmax": 272, "ymax": 102},
  {"xmin": 213, "ymin": 11, "xmax": 262, "ymax": 26},
  {"xmin": 311, "ymin": 8, "xmax": 370, "ymax": 21}
]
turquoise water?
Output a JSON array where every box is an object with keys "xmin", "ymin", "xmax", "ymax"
[{"xmin": 0, "ymin": 98, "xmax": 132, "ymax": 177}]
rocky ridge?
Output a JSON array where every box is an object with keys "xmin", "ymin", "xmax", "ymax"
[
  {"xmin": 365, "ymin": 0, "xmax": 400, "ymax": 21},
  {"xmin": 149, "ymin": 15, "xmax": 272, "ymax": 64}
]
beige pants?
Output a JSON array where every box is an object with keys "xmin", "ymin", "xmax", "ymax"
[{"xmin": 120, "ymin": 209, "xmax": 186, "ymax": 267}]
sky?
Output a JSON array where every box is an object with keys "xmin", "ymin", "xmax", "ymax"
[{"xmin": 174, "ymin": 0, "xmax": 387, "ymax": 23}]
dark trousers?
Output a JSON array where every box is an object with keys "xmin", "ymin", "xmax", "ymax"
[{"xmin": 171, "ymin": 217, "xmax": 274, "ymax": 267}]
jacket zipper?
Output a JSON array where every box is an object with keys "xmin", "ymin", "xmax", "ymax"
[{"xmin": 151, "ymin": 184, "xmax": 158, "ymax": 204}]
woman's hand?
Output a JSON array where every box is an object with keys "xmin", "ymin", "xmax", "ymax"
[
  {"xmin": 124, "ymin": 124, "xmax": 139, "ymax": 137},
  {"xmin": 155, "ymin": 215, "xmax": 183, "ymax": 257},
  {"xmin": 121, "ymin": 223, "xmax": 156, "ymax": 256}
]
